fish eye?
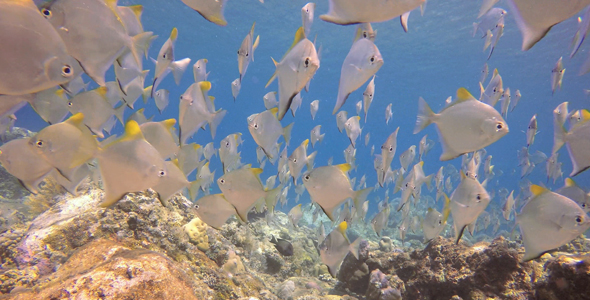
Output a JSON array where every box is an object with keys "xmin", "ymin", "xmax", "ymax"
[
  {"xmin": 363, "ymin": 32, "xmax": 368, "ymax": 38},
  {"xmin": 370, "ymin": 56, "xmax": 375, "ymax": 62},
  {"xmin": 493, "ymin": 88, "xmax": 497, "ymax": 92},
  {"xmin": 438, "ymin": 220, "xmax": 442, "ymax": 225},
  {"xmin": 304, "ymin": 58, "xmax": 310, "ymax": 67},
  {"xmin": 496, "ymin": 123, "xmax": 503, "ymax": 130},
  {"xmin": 389, "ymin": 147, "xmax": 393, "ymax": 152},
  {"xmin": 476, "ymin": 194, "xmax": 481, "ymax": 201},
  {"xmin": 576, "ymin": 216, "xmax": 583, "ymax": 223},
  {"xmin": 293, "ymin": 158, "xmax": 297, "ymax": 163},
  {"xmin": 61, "ymin": 65, "xmax": 72, "ymax": 77},
  {"xmin": 582, "ymin": 203, "xmax": 587, "ymax": 208},
  {"xmin": 194, "ymin": 204, "xmax": 200, "ymax": 210},
  {"xmin": 41, "ymin": 8, "xmax": 51, "ymax": 18},
  {"xmin": 219, "ymin": 178, "xmax": 225, "ymax": 184},
  {"xmin": 246, "ymin": 52, "xmax": 249, "ymax": 57},
  {"xmin": 304, "ymin": 174, "xmax": 310, "ymax": 180},
  {"xmin": 67, "ymin": 101, "xmax": 73, "ymax": 106},
  {"xmin": 253, "ymin": 123, "xmax": 258, "ymax": 129},
  {"xmin": 35, "ymin": 140, "xmax": 44, "ymax": 147},
  {"xmin": 158, "ymin": 170, "xmax": 166, "ymax": 177},
  {"xmin": 163, "ymin": 53, "xmax": 167, "ymax": 59}
]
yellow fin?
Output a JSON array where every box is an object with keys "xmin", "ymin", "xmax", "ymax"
[
  {"xmin": 530, "ymin": 184, "xmax": 547, "ymax": 196},
  {"xmin": 456, "ymin": 87, "xmax": 476, "ymax": 102},
  {"xmin": 253, "ymin": 35, "xmax": 260, "ymax": 51},
  {"xmin": 199, "ymin": 81, "xmax": 212, "ymax": 91},
  {"xmin": 209, "ymin": 96, "xmax": 215, "ymax": 102},
  {"xmin": 95, "ymin": 86, "xmax": 108, "ymax": 97},
  {"xmin": 336, "ymin": 163, "xmax": 352, "ymax": 173},
  {"xmin": 442, "ymin": 193, "xmax": 451, "ymax": 224},
  {"xmin": 353, "ymin": 27, "xmax": 362, "ymax": 42},
  {"xmin": 270, "ymin": 107, "xmax": 279, "ymax": 117},
  {"xmin": 162, "ymin": 118, "xmax": 176, "ymax": 129},
  {"xmin": 55, "ymin": 89, "xmax": 66, "ymax": 97},
  {"xmin": 565, "ymin": 178, "xmax": 576, "ymax": 187},
  {"xmin": 290, "ymin": 27, "xmax": 306, "ymax": 50},
  {"xmin": 581, "ymin": 109, "xmax": 590, "ymax": 121},
  {"xmin": 251, "ymin": 168, "xmax": 263, "ymax": 175},
  {"xmin": 128, "ymin": 5, "xmax": 143, "ymax": 19},
  {"xmin": 170, "ymin": 28, "xmax": 178, "ymax": 42},
  {"xmin": 302, "ymin": 139, "xmax": 309, "ymax": 147},
  {"xmin": 460, "ymin": 170, "xmax": 466, "ymax": 179},
  {"xmin": 193, "ymin": 143, "xmax": 201, "ymax": 150},
  {"xmin": 355, "ymin": 116, "xmax": 360, "ymax": 121},
  {"xmin": 120, "ymin": 120, "xmax": 144, "ymax": 142},
  {"xmin": 337, "ymin": 221, "xmax": 348, "ymax": 235},
  {"xmin": 65, "ymin": 113, "xmax": 85, "ymax": 127}
]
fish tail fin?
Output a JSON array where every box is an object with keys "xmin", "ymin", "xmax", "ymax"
[
  {"xmin": 209, "ymin": 109, "xmax": 227, "ymax": 139},
  {"xmin": 114, "ymin": 104, "xmax": 126, "ymax": 125},
  {"xmin": 414, "ymin": 97, "xmax": 434, "ymax": 134},
  {"xmin": 353, "ymin": 187, "xmax": 373, "ymax": 216},
  {"xmin": 400, "ymin": 12, "xmax": 410, "ymax": 33},
  {"xmin": 319, "ymin": 133, "xmax": 325, "ymax": 143},
  {"xmin": 129, "ymin": 32, "xmax": 152, "ymax": 66},
  {"xmin": 171, "ymin": 58, "xmax": 191, "ymax": 85},
  {"xmin": 187, "ymin": 180, "xmax": 200, "ymax": 201},
  {"xmin": 142, "ymin": 85, "xmax": 152, "ymax": 104},
  {"xmin": 424, "ymin": 174, "xmax": 434, "ymax": 191},
  {"xmin": 283, "ymin": 123, "xmax": 294, "ymax": 146},
  {"xmin": 552, "ymin": 118, "xmax": 567, "ymax": 154},
  {"xmin": 306, "ymin": 151, "xmax": 317, "ymax": 171},
  {"xmin": 349, "ymin": 238, "xmax": 362, "ymax": 260},
  {"xmin": 252, "ymin": 35, "xmax": 260, "ymax": 60}
]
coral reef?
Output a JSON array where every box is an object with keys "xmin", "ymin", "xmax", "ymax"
[{"xmin": 184, "ymin": 216, "xmax": 210, "ymax": 251}]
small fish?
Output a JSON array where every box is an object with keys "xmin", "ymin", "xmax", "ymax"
[
  {"xmin": 29, "ymin": 89, "xmax": 71, "ymax": 125},
  {"xmin": 355, "ymin": 100, "xmax": 362, "ymax": 115},
  {"xmin": 385, "ymin": 103, "xmax": 393, "ymax": 124},
  {"xmin": 270, "ymin": 236, "xmax": 294, "ymax": 256},
  {"xmin": 506, "ymin": 0, "xmax": 590, "ymax": 50},
  {"xmin": 479, "ymin": 69, "xmax": 503, "ymax": 106},
  {"xmin": 263, "ymin": 91, "xmax": 279, "ymax": 109},
  {"xmin": 450, "ymin": 171, "xmax": 491, "ymax": 243},
  {"xmin": 237, "ymin": 22, "xmax": 260, "ymax": 82},
  {"xmin": 248, "ymin": 108, "xmax": 294, "ymax": 160},
  {"xmin": 219, "ymin": 133, "xmax": 243, "ymax": 173},
  {"xmin": 320, "ymin": 0, "xmax": 425, "ymax": 25},
  {"xmin": 517, "ymin": 185, "xmax": 590, "ymax": 261},
  {"xmin": 0, "ymin": 0, "xmax": 77, "ymax": 95},
  {"xmin": 551, "ymin": 57, "xmax": 565, "ymax": 95},
  {"xmin": 365, "ymin": 132, "xmax": 371, "ymax": 147},
  {"xmin": 310, "ymin": 100, "xmax": 320, "ymax": 120},
  {"xmin": 319, "ymin": 221, "xmax": 361, "ymax": 277},
  {"xmin": 355, "ymin": 23, "xmax": 377, "ymax": 42},
  {"xmin": 194, "ymin": 194, "xmax": 237, "ymax": 229},
  {"xmin": 362, "ymin": 76, "xmax": 376, "ymax": 122},
  {"xmin": 180, "ymin": 0, "xmax": 229, "ymax": 26},
  {"xmin": 193, "ymin": 58, "xmax": 210, "ymax": 82},
  {"xmin": 500, "ymin": 87, "xmax": 511, "ymax": 118},
  {"xmin": 336, "ymin": 111, "xmax": 348, "ymax": 133},
  {"xmin": 343, "ymin": 145, "xmax": 356, "ymax": 170},
  {"xmin": 570, "ymin": 110, "xmax": 583, "ymax": 128},
  {"xmin": 67, "ymin": 87, "xmax": 125, "ymax": 138},
  {"xmin": 153, "ymin": 160, "xmax": 189, "ymax": 207},
  {"xmin": 231, "ymin": 78, "xmax": 241, "ymax": 101},
  {"xmin": 0, "ymin": 138, "xmax": 54, "ymax": 194},
  {"xmin": 301, "ymin": 3, "xmax": 316, "ymax": 37},
  {"xmin": 97, "ymin": 120, "xmax": 167, "ymax": 207},
  {"xmin": 480, "ymin": 63, "xmax": 489, "ymax": 84},
  {"xmin": 266, "ymin": 27, "xmax": 320, "ymax": 120},
  {"xmin": 152, "ymin": 28, "xmax": 191, "ymax": 96},
  {"xmin": 288, "ymin": 139, "xmax": 316, "ymax": 184},
  {"xmin": 178, "ymin": 82, "xmax": 227, "ymax": 144},
  {"xmin": 414, "ymin": 88, "xmax": 508, "ymax": 161},
  {"xmin": 399, "ymin": 145, "xmax": 416, "ymax": 173},
  {"xmin": 345, "ymin": 116, "xmax": 362, "ymax": 147},
  {"xmin": 473, "ymin": 8, "xmax": 506, "ymax": 38},
  {"xmin": 308, "ymin": 126, "xmax": 325, "ymax": 150},
  {"xmin": 378, "ymin": 128, "xmax": 400, "ymax": 186},
  {"xmin": 487, "ymin": 23, "xmax": 504, "ymax": 60},
  {"xmin": 192, "ymin": 162, "xmax": 215, "ymax": 195},
  {"xmin": 526, "ymin": 114, "xmax": 537, "ymax": 148},
  {"xmin": 510, "ymin": 89, "xmax": 522, "ymax": 112},
  {"xmin": 502, "ymin": 190, "xmax": 515, "ymax": 221},
  {"xmin": 288, "ymin": 203, "xmax": 304, "ymax": 227},
  {"xmin": 302, "ymin": 164, "xmax": 372, "ymax": 221},
  {"xmin": 371, "ymin": 204, "xmax": 390, "ymax": 237},
  {"xmin": 556, "ymin": 178, "xmax": 590, "ymax": 213},
  {"xmin": 203, "ymin": 142, "xmax": 217, "ymax": 161},
  {"xmin": 334, "ymin": 39, "xmax": 383, "ymax": 114},
  {"xmin": 290, "ymin": 92, "xmax": 303, "ymax": 117},
  {"xmin": 419, "ymin": 135, "xmax": 434, "ymax": 161},
  {"xmin": 553, "ymin": 102, "xmax": 569, "ymax": 131},
  {"xmin": 553, "ymin": 109, "xmax": 590, "ymax": 176}
]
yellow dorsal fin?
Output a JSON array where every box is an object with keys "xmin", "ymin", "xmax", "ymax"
[
  {"xmin": 353, "ymin": 27, "xmax": 362, "ymax": 42},
  {"xmin": 95, "ymin": 86, "xmax": 108, "ymax": 97},
  {"xmin": 161, "ymin": 118, "xmax": 176, "ymax": 129},
  {"xmin": 302, "ymin": 139, "xmax": 309, "ymax": 147},
  {"xmin": 193, "ymin": 143, "xmax": 201, "ymax": 150},
  {"xmin": 456, "ymin": 87, "xmax": 476, "ymax": 102},
  {"xmin": 442, "ymin": 193, "xmax": 451, "ymax": 224},
  {"xmin": 120, "ymin": 120, "xmax": 144, "ymax": 142},
  {"xmin": 251, "ymin": 168, "xmax": 263, "ymax": 175},
  {"xmin": 289, "ymin": 27, "xmax": 306, "ymax": 51},
  {"xmin": 417, "ymin": 161, "xmax": 424, "ymax": 167},
  {"xmin": 336, "ymin": 163, "xmax": 352, "ymax": 173},
  {"xmin": 492, "ymin": 68, "xmax": 499, "ymax": 79},
  {"xmin": 171, "ymin": 158, "xmax": 180, "ymax": 168},
  {"xmin": 460, "ymin": 170, "xmax": 466, "ymax": 179},
  {"xmin": 337, "ymin": 221, "xmax": 348, "ymax": 235},
  {"xmin": 170, "ymin": 27, "xmax": 178, "ymax": 42},
  {"xmin": 199, "ymin": 81, "xmax": 212, "ymax": 92},
  {"xmin": 204, "ymin": 161, "xmax": 210, "ymax": 168},
  {"xmin": 355, "ymin": 116, "xmax": 360, "ymax": 121},
  {"xmin": 55, "ymin": 89, "xmax": 66, "ymax": 98},
  {"xmin": 253, "ymin": 35, "xmax": 260, "ymax": 51},
  {"xmin": 565, "ymin": 178, "xmax": 576, "ymax": 187},
  {"xmin": 250, "ymin": 22, "xmax": 256, "ymax": 35},
  {"xmin": 581, "ymin": 109, "xmax": 590, "ymax": 121},
  {"xmin": 65, "ymin": 112, "xmax": 85, "ymax": 126},
  {"xmin": 209, "ymin": 96, "xmax": 215, "ymax": 102},
  {"xmin": 530, "ymin": 184, "xmax": 547, "ymax": 196},
  {"xmin": 202, "ymin": 58, "xmax": 208, "ymax": 63},
  {"xmin": 270, "ymin": 107, "xmax": 279, "ymax": 117},
  {"xmin": 128, "ymin": 5, "xmax": 143, "ymax": 19},
  {"xmin": 427, "ymin": 207, "xmax": 433, "ymax": 213}
]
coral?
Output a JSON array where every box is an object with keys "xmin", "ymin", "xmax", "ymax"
[
  {"xmin": 222, "ymin": 250, "xmax": 245, "ymax": 276},
  {"xmin": 183, "ymin": 216, "xmax": 209, "ymax": 252},
  {"xmin": 365, "ymin": 269, "xmax": 402, "ymax": 300}
]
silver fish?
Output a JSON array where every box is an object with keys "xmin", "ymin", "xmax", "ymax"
[{"xmin": 320, "ymin": 0, "xmax": 425, "ymax": 25}]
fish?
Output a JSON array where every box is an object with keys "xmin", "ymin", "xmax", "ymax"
[
  {"xmin": 310, "ymin": 125, "xmax": 325, "ymax": 148},
  {"xmin": 288, "ymin": 204, "xmax": 304, "ymax": 227},
  {"xmin": 571, "ymin": 8, "xmax": 590, "ymax": 58},
  {"xmin": 152, "ymin": 28, "xmax": 191, "ymax": 96},
  {"xmin": 333, "ymin": 38, "xmax": 383, "ymax": 114},
  {"xmin": 500, "ymin": 87, "xmax": 511, "ymax": 118},
  {"xmin": 231, "ymin": 78, "xmax": 241, "ymax": 101},
  {"xmin": 67, "ymin": 87, "xmax": 125, "ymax": 138},
  {"xmin": 153, "ymin": 89, "xmax": 170, "ymax": 113},
  {"xmin": 263, "ymin": 91, "xmax": 278, "ymax": 110},
  {"xmin": 40, "ymin": 0, "xmax": 151, "ymax": 86},
  {"xmin": 546, "ymin": 152, "xmax": 560, "ymax": 183},
  {"xmin": 336, "ymin": 111, "xmax": 348, "ymax": 133},
  {"xmin": 302, "ymin": 163, "xmax": 372, "ymax": 221},
  {"xmin": 270, "ymin": 236, "xmax": 294, "ymax": 256},
  {"xmin": 190, "ymin": 162, "xmax": 216, "ymax": 198},
  {"xmin": 355, "ymin": 23, "xmax": 377, "ymax": 42},
  {"xmin": 505, "ymin": 0, "xmax": 590, "ymax": 50},
  {"xmin": 219, "ymin": 133, "xmax": 243, "ymax": 173},
  {"xmin": 450, "ymin": 171, "xmax": 491, "ymax": 243},
  {"xmin": 302, "ymin": 3, "xmax": 316, "ymax": 37},
  {"xmin": 97, "ymin": 120, "xmax": 167, "ymax": 207},
  {"xmin": 152, "ymin": 160, "xmax": 189, "ymax": 207},
  {"xmin": 289, "ymin": 139, "xmax": 317, "ymax": 184},
  {"xmin": 365, "ymin": 132, "xmax": 370, "ymax": 147},
  {"xmin": 193, "ymin": 58, "xmax": 210, "ymax": 82},
  {"xmin": 363, "ymin": 76, "xmax": 376, "ymax": 122},
  {"xmin": 551, "ymin": 57, "xmax": 565, "ymax": 95},
  {"xmin": 180, "ymin": 0, "xmax": 229, "ymax": 26},
  {"xmin": 218, "ymin": 167, "xmax": 279, "ymax": 222},
  {"xmin": 0, "ymin": 0, "xmax": 78, "ymax": 95},
  {"xmin": 526, "ymin": 114, "xmax": 537, "ymax": 148},
  {"xmin": 28, "ymin": 89, "xmax": 70, "ymax": 125},
  {"xmin": 126, "ymin": 108, "xmax": 153, "ymax": 125},
  {"xmin": 203, "ymin": 142, "xmax": 217, "ymax": 161},
  {"xmin": 194, "ymin": 194, "xmax": 237, "ymax": 229},
  {"xmin": 290, "ymin": 93, "xmax": 303, "ymax": 117},
  {"xmin": 473, "ymin": 8, "xmax": 506, "ymax": 38},
  {"xmin": 29, "ymin": 113, "xmax": 98, "ymax": 179},
  {"xmin": 355, "ymin": 101, "xmax": 362, "ymax": 115},
  {"xmin": 140, "ymin": 119, "xmax": 178, "ymax": 159},
  {"xmin": 399, "ymin": 145, "xmax": 416, "ymax": 173},
  {"xmin": 319, "ymin": 221, "xmax": 361, "ymax": 277},
  {"xmin": 178, "ymin": 81, "xmax": 227, "ymax": 144},
  {"xmin": 344, "ymin": 116, "xmax": 362, "ymax": 147},
  {"xmin": 510, "ymin": 89, "xmax": 522, "ymax": 112},
  {"xmin": 0, "ymin": 137, "xmax": 55, "ymax": 194},
  {"xmin": 480, "ymin": 63, "xmax": 489, "ymax": 84},
  {"xmin": 487, "ymin": 23, "xmax": 504, "ymax": 60},
  {"xmin": 248, "ymin": 108, "xmax": 294, "ymax": 160},
  {"xmin": 556, "ymin": 178, "xmax": 590, "ymax": 213},
  {"xmin": 371, "ymin": 204, "xmax": 390, "ymax": 237},
  {"xmin": 310, "ymin": 100, "xmax": 320, "ymax": 120},
  {"xmin": 479, "ymin": 69, "xmax": 503, "ymax": 106},
  {"xmin": 502, "ymin": 190, "xmax": 515, "ymax": 220},
  {"xmin": 517, "ymin": 185, "xmax": 590, "ymax": 261},
  {"xmin": 177, "ymin": 143, "xmax": 203, "ymax": 177},
  {"xmin": 378, "ymin": 128, "xmax": 400, "ymax": 186},
  {"xmin": 237, "ymin": 22, "xmax": 260, "ymax": 82},
  {"xmin": 553, "ymin": 109, "xmax": 590, "ymax": 176},
  {"xmin": 385, "ymin": 103, "xmax": 393, "ymax": 124},
  {"xmin": 266, "ymin": 27, "xmax": 320, "ymax": 120},
  {"xmin": 414, "ymin": 87, "xmax": 509, "ymax": 161},
  {"xmin": 423, "ymin": 194, "xmax": 451, "ymax": 243},
  {"xmin": 320, "ymin": 0, "xmax": 425, "ymax": 25}
]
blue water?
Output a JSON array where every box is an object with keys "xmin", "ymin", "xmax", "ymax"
[{"xmin": 16, "ymin": 0, "xmax": 590, "ymax": 222}]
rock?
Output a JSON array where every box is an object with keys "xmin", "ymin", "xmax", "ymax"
[
  {"xmin": 337, "ymin": 240, "xmax": 370, "ymax": 294},
  {"xmin": 366, "ymin": 269, "xmax": 402, "ymax": 300},
  {"xmin": 183, "ymin": 216, "xmax": 209, "ymax": 251},
  {"xmin": 534, "ymin": 254, "xmax": 590, "ymax": 300},
  {"xmin": 223, "ymin": 250, "xmax": 245, "ymax": 276},
  {"xmin": 378, "ymin": 237, "xmax": 392, "ymax": 253},
  {"xmin": 276, "ymin": 280, "xmax": 295, "ymax": 300}
]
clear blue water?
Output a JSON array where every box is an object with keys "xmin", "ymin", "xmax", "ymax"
[{"xmin": 16, "ymin": 0, "xmax": 590, "ymax": 224}]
